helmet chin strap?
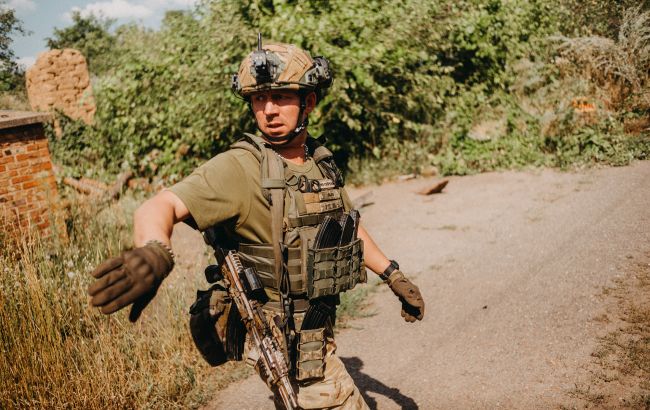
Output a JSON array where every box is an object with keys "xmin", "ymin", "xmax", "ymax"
[{"xmin": 252, "ymin": 93, "xmax": 308, "ymax": 146}]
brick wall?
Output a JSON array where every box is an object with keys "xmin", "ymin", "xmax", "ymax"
[
  {"xmin": 0, "ymin": 111, "xmax": 63, "ymax": 240},
  {"xmin": 25, "ymin": 48, "xmax": 95, "ymax": 124}
]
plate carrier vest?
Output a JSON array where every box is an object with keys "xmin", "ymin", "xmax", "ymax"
[{"xmin": 202, "ymin": 133, "xmax": 366, "ymax": 301}]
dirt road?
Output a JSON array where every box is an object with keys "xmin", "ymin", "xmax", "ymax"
[{"xmin": 205, "ymin": 161, "xmax": 650, "ymax": 409}]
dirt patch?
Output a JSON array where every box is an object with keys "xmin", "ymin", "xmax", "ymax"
[{"xmin": 570, "ymin": 252, "xmax": 650, "ymax": 408}]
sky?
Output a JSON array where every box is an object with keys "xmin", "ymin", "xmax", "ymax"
[{"xmin": 6, "ymin": 0, "xmax": 199, "ymax": 69}]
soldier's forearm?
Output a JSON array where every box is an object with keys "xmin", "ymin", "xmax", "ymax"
[
  {"xmin": 133, "ymin": 190, "xmax": 188, "ymax": 247},
  {"xmin": 357, "ymin": 224, "xmax": 391, "ymax": 275}
]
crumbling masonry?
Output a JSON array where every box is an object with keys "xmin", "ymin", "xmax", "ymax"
[{"xmin": 25, "ymin": 49, "xmax": 95, "ymax": 124}]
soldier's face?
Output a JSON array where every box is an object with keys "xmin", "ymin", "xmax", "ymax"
[{"xmin": 251, "ymin": 90, "xmax": 302, "ymax": 140}]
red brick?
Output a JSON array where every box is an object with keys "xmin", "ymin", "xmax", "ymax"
[
  {"xmin": 11, "ymin": 175, "xmax": 31, "ymax": 184},
  {"xmin": 8, "ymin": 169, "xmax": 18, "ymax": 177},
  {"xmin": 22, "ymin": 181, "xmax": 39, "ymax": 190},
  {"xmin": 19, "ymin": 206, "xmax": 36, "ymax": 215},
  {"xmin": 26, "ymin": 144, "xmax": 40, "ymax": 152},
  {"xmin": 0, "ymin": 156, "xmax": 15, "ymax": 165},
  {"xmin": 16, "ymin": 152, "xmax": 38, "ymax": 161},
  {"xmin": 0, "ymin": 165, "xmax": 5, "ymax": 172},
  {"xmin": 31, "ymin": 162, "xmax": 52, "ymax": 172}
]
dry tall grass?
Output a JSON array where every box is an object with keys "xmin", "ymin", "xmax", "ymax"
[
  {"xmin": 554, "ymin": 7, "xmax": 650, "ymax": 111},
  {"xmin": 0, "ymin": 194, "xmax": 247, "ymax": 409},
  {"xmin": 0, "ymin": 92, "xmax": 31, "ymax": 111}
]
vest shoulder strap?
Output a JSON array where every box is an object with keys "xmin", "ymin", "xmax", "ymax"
[
  {"xmin": 230, "ymin": 133, "xmax": 287, "ymax": 298},
  {"xmin": 306, "ymin": 137, "xmax": 334, "ymax": 164},
  {"xmin": 230, "ymin": 133, "xmax": 264, "ymax": 163},
  {"xmin": 231, "ymin": 134, "xmax": 344, "ymax": 188},
  {"xmin": 306, "ymin": 137, "xmax": 345, "ymax": 187}
]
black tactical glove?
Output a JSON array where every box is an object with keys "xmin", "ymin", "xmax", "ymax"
[
  {"xmin": 387, "ymin": 270, "xmax": 425, "ymax": 323},
  {"xmin": 88, "ymin": 241, "xmax": 174, "ymax": 322}
]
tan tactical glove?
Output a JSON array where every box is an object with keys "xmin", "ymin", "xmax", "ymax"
[
  {"xmin": 387, "ymin": 270, "xmax": 425, "ymax": 322},
  {"xmin": 88, "ymin": 241, "xmax": 174, "ymax": 322}
]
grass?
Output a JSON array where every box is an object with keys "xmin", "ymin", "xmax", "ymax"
[
  {"xmin": 0, "ymin": 193, "xmax": 249, "ymax": 409},
  {"xmin": 0, "ymin": 191, "xmax": 384, "ymax": 408},
  {"xmin": 570, "ymin": 253, "xmax": 650, "ymax": 408},
  {"xmin": 0, "ymin": 91, "xmax": 31, "ymax": 111},
  {"xmin": 337, "ymin": 282, "xmax": 378, "ymax": 328}
]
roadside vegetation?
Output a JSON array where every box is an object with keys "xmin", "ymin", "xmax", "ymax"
[
  {"xmin": 4, "ymin": 0, "xmax": 644, "ymax": 185},
  {"xmin": 0, "ymin": 192, "xmax": 371, "ymax": 408},
  {"xmin": 1, "ymin": 0, "xmax": 649, "ymax": 408},
  {"xmin": 570, "ymin": 252, "xmax": 650, "ymax": 408},
  {"xmin": 0, "ymin": 195, "xmax": 245, "ymax": 409}
]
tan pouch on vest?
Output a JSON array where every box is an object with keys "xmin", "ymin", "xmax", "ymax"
[
  {"xmin": 306, "ymin": 237, "xmax": 365, "ymax": 299},
  {"xmin": 295, "ymin": 327, "xmax": 327, "ymax": 381}
]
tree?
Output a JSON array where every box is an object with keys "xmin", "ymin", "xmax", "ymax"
[
  {"xmin": 0, "ymin": 1, "xmax": 27, "ymax": 92},
  {"xmin": 46, "ymin": 11, "xmax": 115, "ymax": 75}
]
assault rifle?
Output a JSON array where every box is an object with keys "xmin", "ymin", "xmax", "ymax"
[{"xmin": 223, "ymin": 251, "xmax": 298, "ymax": 410}]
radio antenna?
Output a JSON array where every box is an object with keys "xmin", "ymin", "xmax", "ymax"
[{"xmin": 257, "ymin": 33, "xmax": 262, "ymax": 50}]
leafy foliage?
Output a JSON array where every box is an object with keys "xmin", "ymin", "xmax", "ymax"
[
  {"xmin": 556, "ymin": 0, "xmax": 650, "ymax": 37},
  {"xmin": 554, "ymin": 7, "xmax": 650, "ymax": 112},
  {"xmin": 48, "ymin": 0, "xmax": 649, "ymax": 184},
  {"xmin": 46, "ymin": 11, "xmax": 116, "ymax": 75},
  {"xmin": 0, "ymin": 0, "xmax": 27, "ymax": 92}
]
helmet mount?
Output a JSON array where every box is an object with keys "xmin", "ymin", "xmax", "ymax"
[{"xmin": 250, "ymin": 33, "xmax": 273, "ymax": 85}]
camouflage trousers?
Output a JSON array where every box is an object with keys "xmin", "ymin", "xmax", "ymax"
[
  {"xmin": 246, "ymin": 310, "xmax": 368, "ymax": 410},
  {"xmin": 261, "ymin": 341, "xmax": 368, "ymax": 410}
]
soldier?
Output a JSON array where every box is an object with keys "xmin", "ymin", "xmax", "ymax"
[{"xmin": 88, "ymin": 37, "xmax": 424, "ymax": 409}]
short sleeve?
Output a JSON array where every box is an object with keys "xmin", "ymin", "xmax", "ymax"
[{"xmin": 168, "ymin": 152, "xmax": 251, "ymax": 231}]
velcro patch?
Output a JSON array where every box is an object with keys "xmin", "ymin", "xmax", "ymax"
[
  {"xmin": 305, "ymin": 199, "xmax": 343, "ymax": 214},
  {"xmin": 302, "ymin": 190, "xmax": 341, "ymax": 204}
]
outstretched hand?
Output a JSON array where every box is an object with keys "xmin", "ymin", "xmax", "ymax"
[
  {"xmin": 387, "ymin": 270, "xmax": 425, "ymax": 322},
  {"xmin": 88, "ymin": 242, "xmax": 174, "ymax": 322}
]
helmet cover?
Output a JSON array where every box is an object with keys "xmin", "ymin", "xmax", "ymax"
[{"xmin": 232, "ymin": 35, "xmax": 332, "ymax": 98}]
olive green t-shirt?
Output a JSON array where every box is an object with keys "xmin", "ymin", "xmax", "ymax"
[{"xmin": 169, "ymin": 148, "xmax": 352, "ymax": 244}]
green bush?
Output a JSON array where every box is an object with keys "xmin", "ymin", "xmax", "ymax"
[{"xmin": 50, "ymin": 0, "xmax": 649, "ymax": 184}]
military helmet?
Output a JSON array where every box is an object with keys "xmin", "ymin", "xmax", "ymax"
[{"xmin": 232, "ymin": 34, "xmax": 333, "ymax": 99}]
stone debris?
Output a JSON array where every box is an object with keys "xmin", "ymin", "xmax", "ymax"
[
  {"xmin": 397, "ymin": 173, "xmax": 417, "ymax": 181},
  {"xmin": 417, "ymin": 179, "xmax": 449, "ymax": 195},
  {"xmin": 63, "ymin": 170, "xmax": 134, "ymax": 200}
]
